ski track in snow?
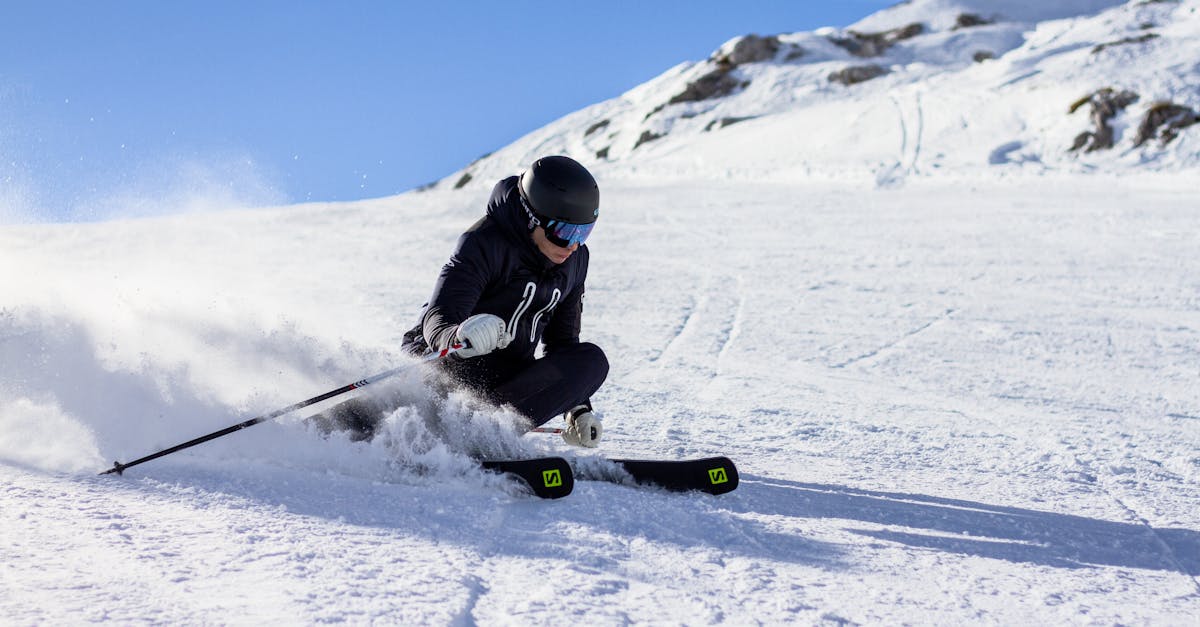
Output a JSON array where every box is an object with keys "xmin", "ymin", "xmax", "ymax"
[
  {"xmin": 922, "ymin": 379, "xmax": 1200, "ymax": 597},
  {"xmin": 831, "ymin": 308, "xmax": 957, "ymax": 369}
]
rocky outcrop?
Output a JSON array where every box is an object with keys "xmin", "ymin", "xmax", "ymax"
[
  {"xmin": 954, "ymin": 13, "xmax": 994, "ymax": 29},
  {"xmin": 1134, "ymin": 102, "xmax": 1200, "ymax": 146},
  {"xmin": 638, "ymin": 33, "xmax": 796, "ymax": 142},
  {"xmin": 1068, "ymin": 88, "xmax": 1140, "ymax": 152},
  {"xmin": 1092, "ymin": 33, "xmax": 1159, "ymax": 54},
  {"xmin": 660, "ymin": 34, "xmax": 796, "ymax": 110},
  {"xmin": 633, "ymin": 130, "xmax": 664, "ymax": 150},
  {"xmin": 973, "ymin": 50, "xmax": 995, "ymax": 62},
  {"xmin": 703, "ymin": 116, "xmax": 756, "ymax": 132},
  {"xmin": 451, "ymin": 152, "xmax": 495, "ymax": 189},
  {"xmin": 585, "ymin": 119, "xmax": 610, "ymax": 137},
  {"xmin": 829, "ymin": 64, "xmax": 889, "ymax": 86},
  {"xmin": 667, "ymin": 69, "xmax": 748, "ymax": 106},
  {"xmin": 829, "ymin": 23, "xmax": 924, "ymax": 57},
  {"xmin": 711, "ymin": 34, "xmax": 782, "ymax": 66}
]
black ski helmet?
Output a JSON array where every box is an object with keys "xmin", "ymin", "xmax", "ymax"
[{"xmin": 518, "ymin": 156, "xmax": 599, "ymax": 225}]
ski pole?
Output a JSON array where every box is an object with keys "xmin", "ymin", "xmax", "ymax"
[
  {"xmin": 530, "ymin": 427, "xmax": 563, "ymax": 434},
  {"xmin": 99, "ymin": 343, "xmax": 466, "ymax": 476}
]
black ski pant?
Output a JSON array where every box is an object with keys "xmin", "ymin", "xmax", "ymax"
[{"xmin": 440, "ymin": 342, "xmax": 609, "ymax": 427}]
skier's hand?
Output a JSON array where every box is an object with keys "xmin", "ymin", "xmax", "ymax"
[
  {"xmin": 454, "ymin": 314, "xmax": 511, "ymax": 358},
  {"xmin": 562, "ymin": 408, "xmax": 602, "ymax": 448}
]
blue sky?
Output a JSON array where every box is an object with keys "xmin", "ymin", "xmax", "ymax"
[{"xmin": 1, "ymin": 1, "xmax": 893, "ymax": 221}]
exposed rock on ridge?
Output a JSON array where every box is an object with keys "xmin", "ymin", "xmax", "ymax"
[
  {"xmin": 829, "ymin": 23, "xmax": 924, "ymax": 57},
  {"xmin": 1134, "ymin": 102, "xmax": 1200, "ymax": 146}
]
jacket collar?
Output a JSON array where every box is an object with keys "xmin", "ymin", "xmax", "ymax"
[{"xmin": 487, "ymin": 176, "xmax": 561, "ymax": 273}]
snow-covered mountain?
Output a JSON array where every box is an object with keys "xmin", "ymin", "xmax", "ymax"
[
  {"xmin": 2, "ymin": 1, "xmax": 1199, "ymax": 624},
  {"xmin": 440, "ymin": 0, "xmax": 1198, "ymax": 190}
]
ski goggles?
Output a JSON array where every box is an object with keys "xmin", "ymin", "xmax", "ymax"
[{"xmin": 542, "ymin": 218, "xmax": 595, "ymax": 248}]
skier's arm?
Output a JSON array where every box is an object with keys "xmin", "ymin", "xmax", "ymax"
[{"xmin": 420, "ymin": 231, "xmax": 495, "ymax": 351}]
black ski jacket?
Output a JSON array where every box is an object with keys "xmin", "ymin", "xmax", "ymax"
[{"xmin": 402, "ymin": 176, "xmax": 588, "ymax": 362}]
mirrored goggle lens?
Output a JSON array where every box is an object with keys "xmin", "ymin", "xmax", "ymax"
[{"xmin": 545, "ymin": 220, "xmax": 594, "ymax": 247}]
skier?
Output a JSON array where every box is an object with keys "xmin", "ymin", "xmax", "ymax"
[{"xmin": 400, "ymin": 155, "xmax": 607, "ymax": 447}]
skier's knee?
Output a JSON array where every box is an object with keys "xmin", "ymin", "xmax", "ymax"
[{"xmin": 576, "ymin": 342, "xmax": 609, "ymax": 385}]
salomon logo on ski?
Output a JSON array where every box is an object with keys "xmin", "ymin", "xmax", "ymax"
[
  {"xmin": 480, "ymin": 457, "xmax": 574, "ymax": 499},
  {"xmin": 610, "ymin": 457, "xmax": 739, "ymax": 495}
]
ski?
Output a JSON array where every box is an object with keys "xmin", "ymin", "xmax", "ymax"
[
  {"xmin": 607, "ymin": 456, "xmax": 739, "ymax": 495},
  {"xmin": 481, "ymin": 456, "xmax": 574, "ymax": 499}
]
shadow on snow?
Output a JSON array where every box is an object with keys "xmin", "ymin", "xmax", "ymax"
[
  {"xmin": 733, "ymin": 475, "xmax": 1200, "ymax": 577},
  {"xmin": 82, "ymin": 461, "xmax": 848, "ymax": 574},
  {"xmin": 66, "ymin": 463, "xmax": 1200, "ymax": 581}
]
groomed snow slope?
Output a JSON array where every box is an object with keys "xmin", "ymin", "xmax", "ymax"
[
  {"xmin": 3, "ymin": 0, "xmax": 1200, "ymax": 623},
  {"xmin": 3, "ymin": 176, "xmax": 1198, "ymax": 623}
]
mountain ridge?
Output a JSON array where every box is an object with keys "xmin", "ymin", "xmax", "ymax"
[{"xmin": 433, "ymin": 0, "xmax": 1198, "ymax": 192}]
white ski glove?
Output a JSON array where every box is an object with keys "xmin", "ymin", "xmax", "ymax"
[
  {"xmin": 454, "ymin": 314, "xmax": 511, "ymax": 358},
  {"xmin": 562, "ymin": 405, "xmax": 602, "ymax": 448}
]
